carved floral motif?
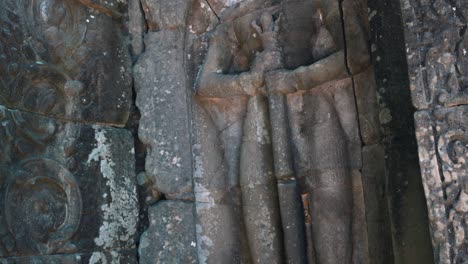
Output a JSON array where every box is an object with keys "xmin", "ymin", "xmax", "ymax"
[{"xmin": 0, "ymin": 0, "xmax": 132, "ymax": 125}]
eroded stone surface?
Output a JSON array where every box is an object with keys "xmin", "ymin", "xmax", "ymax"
[
  {"xmin": 139, "ymin": 201, "xmax": 198, "ymax": 264},
  {"xmin": 0, "ymin": 0, "xmax": 402, "ymax": 262},
  {"xmin": 141, "ymin": 0, "xmax": 190, "ymax": 31},
  {"xmin": 362, "ymin": 144, "xmax": 392, "ymax": 263},
  {"xmin": 191, "ymin": 0, "xmax": 382, "ymax": 262},
  {"xmin": 415, "ymin": 106, "xmax": 468, "ymax": 263},
  {"xmin": 0, "ymin": 0, "xmax": 132, "ymax": 125},
  {"xmin": 401, "ymin": 0, "xmax": 467, "ymax": 110},
  {"xmin": 354, "ymin": 66, "xmax": 381, "ymax": 145},
  {"xmin": 133, "ymin": 0, "xmax": 194, "ymax": 198},
  {"xmin": 0, "ymin": 249, "xmax": 137, "ymax": 264},
  {"xmin": 134, "ymin": 30, "xmax": 193, "ymax": 197},
  {"xmin": 0, "ymin": 106, "xmax": 138, "ymax": 257}
]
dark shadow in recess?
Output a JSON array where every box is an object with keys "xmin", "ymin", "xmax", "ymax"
[{"xmin": 367, "ymin": 0, "xmax": 435, "ymax": 263}]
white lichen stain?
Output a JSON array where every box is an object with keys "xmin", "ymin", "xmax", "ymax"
[
  {"xmin": 196, "ymin": 224, "xmax": 214, "ymax": 264},
  {"xmin": 87, "ymin": 127, "xmax": 137, "ymax": 250},
  {"xmin": 379, "ymin": 108, "xmax": 392, "ymax": 124},
  {"xmin": 89, "ymin": 252, "xmax": 107, "ymax": 264}
]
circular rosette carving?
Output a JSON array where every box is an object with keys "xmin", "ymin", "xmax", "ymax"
[
  {"xmin": 438, "ymin": 129, "xmax": 468, "ymax": 167},
  {"xmin": 4, "ymin": 158, "xmax": 82, "ymax": 254}
]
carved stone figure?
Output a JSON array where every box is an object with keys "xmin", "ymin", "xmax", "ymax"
[
  {"xmin": 195, "ymin": 0, "xmax": 370, "ymax": 263},
  {"xmin": 196, "ymin": 7, "xmax": 284, "ymax": 262},
  {"xmin": 415, "ymin": 107, "xmax": 468, "ymax": 263},
  {"xmin": 0, "ymin": 0, "xmax": 396, "ymax": 262}
]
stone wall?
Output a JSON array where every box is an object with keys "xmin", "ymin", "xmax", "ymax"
[
  {"xmin": 131, "ymin": 0, "xmax": 393, "ymax": 263},
  {"xmin": 0, "ymin": 0, "xmax": 139, "ymax": 262},
  {"xmin": 0, "ymin": 0, "xmax": 444, "ymax": 263}
]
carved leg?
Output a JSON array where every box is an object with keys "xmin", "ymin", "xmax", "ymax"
[
  {"xmin": 307, "ymin": 180, "xmax": 353, "ymax": 264},
  {"xmin": 304, "ymin": 94, "xmax": 353, "ymax": 264},
  {"xmin": 194, "ymin": 101, "xmax": 250, "ymax": 263},
  {"xmin": 240, "ymin": 95, "xmax": 283, "ymax": 263}
]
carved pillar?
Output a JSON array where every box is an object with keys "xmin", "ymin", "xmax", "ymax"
[
  {"xmin": 400, "ymin": 0, "xmax": 467, "ymax": 263},
  {"xmin": 0, "ymin": 0, "xmax": 138, "ymax": 262},
  {"xmin": 132, "ymin": 0, "xmax": 199, "ymax": 263}
]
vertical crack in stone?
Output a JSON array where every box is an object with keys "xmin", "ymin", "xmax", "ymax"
[
  {"xmin": 337, "ymin": 0, "xmax": 365, "ymax": 150},
  {"xmin": 181, "ymin": 9, "xmax": 201, "ymax": 263},
  {"xmin": 204, "ymin": 0, "xmax": 221, "ymax": 21},
  {"xmin": 139, "ymin": 0, "xmax": 150, "ymax": 34},
  {"xmin": 337, "ymin": 0, "xmax": 352, "ymax": 76},
  {"xmin": 127, "ymin": 12, "xmax": 148, "ymax": 260}
]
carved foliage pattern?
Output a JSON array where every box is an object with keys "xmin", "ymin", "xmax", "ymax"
[
  {"xmin": 0, "ymin": 0, "xmax": 132, "ymax": 125},
  {"xmin": 0, "ymin": 107, "xmax": 82, "ymax": 257},
  {"xmin": 401, "ymin": 0, "xmax": 467, "ymax": 109},
  {"xmin": 415, "ymin": 106, "xmax": 468, "ymax": 263}
]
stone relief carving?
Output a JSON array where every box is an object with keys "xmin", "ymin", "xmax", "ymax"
[
  {"xmin": 4, "ymin": 158, "xmax": 82, "ymax": 255},
  {"xmin": 0, "ymin": 0, "xmax": 392, "ymax": 262},
  {"xmin": 0, "ymin": 106, "xmax": 138, "ymax": 261},
  {"xmin": 401, "ymin": 0, "xmax": 467, "ymax": 109},
  {"xmin": 0, "ymin": 0, "xmax": 132, "ymax": 126},
  {"xmin": 415, "ymin": 106, "xmax": 468, "ymax": 263},
  {"xmin": 194, "ymin": 1, "xmax": 371, "ymax": 263},
  {"xmin": 401, "ymin": 0, "xmax": 468, "ymax": 263}
]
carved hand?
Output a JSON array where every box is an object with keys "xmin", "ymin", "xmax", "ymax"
[
  {"xmin": 265, "ymin": 70, "xmax": 298, "ymax": 94},
  {"xmin": 240, "ymin": 71, "xmax": 265, "ymax": 96},
  {"xmin": 251, "ymin": 12, "xmax": 281, "ymax": 50},
  {"xmin": 250, "ymin": 12, "xmax": 283, "ymax": 77}
]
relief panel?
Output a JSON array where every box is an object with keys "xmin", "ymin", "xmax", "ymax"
[
  {"xmin": 401, "ymin": 0, "xmax": 467, "ymax": 110},
  {"xmin": 415, "ymin": 106, "xmax": 468, "ymax": 263},
  {"xmin": 0, "ymin": 106, "xmax": 138, "ymax": 259},
  {"xmin": 0, "ymin": 0, "xmax": 132, "ymax": 126}
]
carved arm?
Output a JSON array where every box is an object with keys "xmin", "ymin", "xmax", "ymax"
[
  {"xmin": 266, "ymin": 50, "xmax": 349, "ymax": 94},
  {"xmin": 196, "ymin": 29, "xmax": 263, "ymax": 98}
]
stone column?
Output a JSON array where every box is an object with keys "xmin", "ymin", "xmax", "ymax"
[
  {"xmin": 132, "ymin": 0, "xmax": 199, "ymax": 263},
  {"xmin": 400, "ymin": 0, "xmax": 467, "ymax": 263}
]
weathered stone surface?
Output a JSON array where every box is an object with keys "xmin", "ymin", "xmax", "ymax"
[
  {"xmin": 0, "ymin": 0, "xmax": 132, "ymax": 125},
  {"xmin": 354, "ymin": 66, "xmax": 382, "ymax": 145},
  {"xmin": 0, "ymin": 0, "xmax": 415, "ymax": 263},
  {"xmin": 400, "ymin": 0, "xmax": 467, "ymax": 110},
  {"xmin": 139, "ymin": 201, "xmax": 197, "ymax": 264},
  {"xmin": 415, "ymin": 106, "xmax": 468, "ymax": 263},
  {"xmin": 192, "ymin": 101, "xmax": 251, "ymax": 263},
  {"xmin": 141, "ymin": 0, "xmax": 190, "ymax": 31},
  {"xmin": 129, "ymin": 0, "xmax": 147, "ymax": 56},
  {"xmin": 398, "ymin": 0, "xmax": 467, "ymax": 263},
  {"xmin": 342, "ymin": 0, "xmax": 372, "ymax": 74},
  {"xmin": 277, "ymin": 180, "xmax": 307, "ymax": 264},
  {"xmin": 0, "ymin": 249, "xmax": 137, "ymax": 264},
  {"xmin": 85, "ymin": 0, "xmax": 128, "ymax": 16},
  {"xmin": 351, "ymin": 170, "xmax": 369, "ymax": 264},
  {"xmin": 134, "ymin": 1, "xmax": 194, "ymax": 198},
  {"xmin": 191, "ymin": 0, "xmax": 385, "ymax": 262},
  {"xmin": 362, "ymin": 144, "xmax": 393, "ymax": 263},
  {"xmin": 134, "ymin": 31, "xmax": 193, "ymax": 197},
  {"xmin": 0, "ymin": 106, "xmax": 138, "ymax": 257},
  {"xmin": 385, "ymin": 134, "xmax": 435, "ymax": 264}
]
